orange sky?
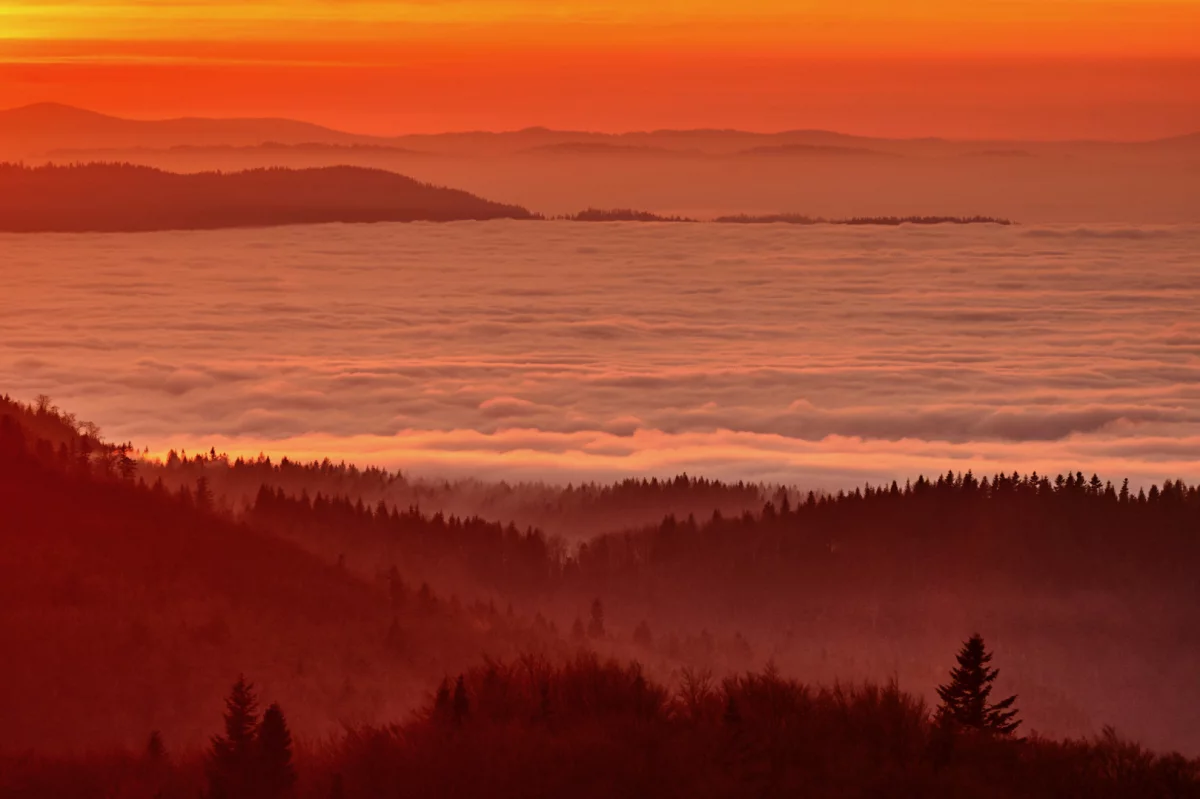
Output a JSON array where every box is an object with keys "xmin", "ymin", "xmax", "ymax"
[{"xmin": 2, "ymin": 1, "xmax": 1199, "ymax": 137}]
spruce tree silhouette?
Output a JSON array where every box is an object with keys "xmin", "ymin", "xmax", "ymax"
[
  {"xmin": 452, "ymin": 675, "xmax": 470, "ymax": 726},
  {"xmin": 587, "ymin": 598, "xmax": 606, "ymax": 639},
  {"xmin": 257, "ymin": 703, "xmax": 296, "ymax": 799},
  {"xmin": 433, "ymin": 677, "xmax": 452, "ymax": 723},
  {"xmin": 936, "ymin": 634, "xmax": 1021, "ymax": 735},
  {"xmin": 195, "ymin": 476, "xmax": 213, "ymax": 512},
  {"xmin": 385, "ymin": 616, "xmax": 404, "ymax": 655},
  {"xmin": 207, "ymin": 676, "xmax": 260, "ymax": 799},
  {"xmin": 145, "ymin": 729, "xmax": 166, "ymax": 763},
  {"xmin": 723, "ymin": 693, "xmax": 742, "ymax": 727},
  {"xmin": 633, "ymin": 620, "xmax": 653, "ymax": 648}
]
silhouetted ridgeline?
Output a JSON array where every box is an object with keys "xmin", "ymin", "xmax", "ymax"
[
  {"xmin": 5, "ymin": 657, "xmax": 1199, "ymax": 799},
  {"xmin": 736, "ymin": 143, "xmax": 898, "ymax": 158},
  {"xmin": 563, "ymin": 210, "xmax": 1011, "ymax": 225},
  {"xmin": 714, "ymin": 213, "xmax": 1014, "ymax": 225},
  {"xmin": 0, "ymin": 163, "xmax": 537, "ymax": 231},
  {"xmin": 132, "ymin": 445, "xmax": 770, "ymax": 542},
  {"xmin": 562, "ymin": 208, "xmax": 697, "ymax": 222}
]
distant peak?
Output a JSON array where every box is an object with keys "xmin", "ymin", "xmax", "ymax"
[{"xmin": 1, "ymin": 102, "xmax": 117, "ymax": 120}]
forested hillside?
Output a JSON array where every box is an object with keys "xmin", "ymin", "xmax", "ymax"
[
  {"xmin": 2, "ymin": 393, "xmax": 1199, "ymax": 760},
  {"xmin": 0, "ymin": 397, "xmax": 566, "ymax": 751}
]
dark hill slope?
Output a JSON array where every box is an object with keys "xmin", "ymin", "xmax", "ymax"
[
  {"xmin": 0, "ymin": 163, "xmax": 536, "ymax": 231},
  {"xmin": 0, "ymin": 400, "xmax": 559, "ymax": 752}
]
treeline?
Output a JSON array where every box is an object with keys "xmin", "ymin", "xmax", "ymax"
[
  {"xmin": 5, "ymin": 654, "xmax": 1197, "ymax": 799},
  {"xmin": 248, "ymin": 485, "xmax": 559, "ymax": 596},
  {"xmin": 246, "ymin": 465, "xmax": 1200, "ymax": 605},
  {"xmin": 574, "ymin": 470, "xmax": 1200, "ymax": 599},
  {"xmin": 146, "ymin": 442, "xmax": 768, "ymax": 541},
  {"xmin": 560, "ymin": 208, "xmax": 698, "ymax": 222},
  {"xmin": 714, "ymin": 213, "xmax": 1014, "ymax": 225},
  {"xmin": 556, "ymin": 209, "xmax": 1013, "ymax": 225}
]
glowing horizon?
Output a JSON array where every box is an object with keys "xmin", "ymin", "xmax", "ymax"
[
  {"xmin": 4, "ymin": 2, "xmax": 1199, "ymax": 55},
  {"xmin": 2, "ymin": 1, "xmax": 1199, "ymax": 137}
]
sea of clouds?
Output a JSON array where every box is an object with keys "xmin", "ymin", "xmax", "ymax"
[{"xmin": 3, "ymin": 221, "xmax": 1199, "ymax": 489}]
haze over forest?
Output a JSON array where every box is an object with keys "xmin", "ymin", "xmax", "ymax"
[{"xmin": 3, "ymin": 393, "xmax": 1200, "ymax": 798}]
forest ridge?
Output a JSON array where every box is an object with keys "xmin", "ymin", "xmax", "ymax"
[{"xmin": 0, "ymin": 163, "xmax": 1017, "ymax": 232}]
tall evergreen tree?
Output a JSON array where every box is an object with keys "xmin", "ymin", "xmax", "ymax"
[
  {"xmin": 145, "ymin": 729, "xmax": 166, "ymax": 763},
  {"xmin": 207, "ymin": 676, "xmax": 260, "ymax": 799},
  {"xmin": 433, "ymin": 677, "xmax": 452, "ymax": 724},
  {"xmin": 257, "ymin": 702, "xmax": 296, "ymax": 799},
  {"xmin": 452, "ymin": 674, "xmax": 470, "ymax": 726},
  {"xmin": 587, "ymin": 598, "xmax": 606, "ymax": 639},
  {"xmin": 936, "ymin": 634, "xmax": 1020, "ymax": 735}
]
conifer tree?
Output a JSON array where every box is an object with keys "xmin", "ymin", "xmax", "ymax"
[
  {"xmin": 207, "ymin": 676, "xmax": 260, "ymax": 799},
  {"xmin": 195, "ymin": 476, "xmax": 213, "ymax": 512},
  {"xmin": 723, "ymin": 693, "xmax": 741, "ymax": 727},
  {"xmin": 385, "ymin": 616, "xmax": 404, "ymax": 654},
  {"xmin": 452, "ymin": 675, "xmax": 470, "ymax": 725},
  {"xmin": 587, "ymin": 598, "xmax": 606, "ymax": 639},
  {"xmin": 145, "ymin": 729, "xmax": 166, "ymax": 763},
  {"xmin": 257, "ymin": 702, "xmax": 296, "ymax": 799},
  {"xmin": 936, "ymin": 634, "xmax": 1020, "ymax": 735}
]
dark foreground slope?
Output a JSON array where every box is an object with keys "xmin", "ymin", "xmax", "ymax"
[
  {"xmin": 4, "ymin": 656, "xmax": 1198, "ymax": 799},
  {"xmin": 0, "ymin": 163, "xmax": 536, "ymax": 231}
]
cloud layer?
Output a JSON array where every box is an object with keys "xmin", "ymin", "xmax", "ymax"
[{"xmin": 3, "ymin": 221, "xmax": 1199, "ymax": 489}]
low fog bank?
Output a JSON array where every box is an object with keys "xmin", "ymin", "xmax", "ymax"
[{"xmin": 4, "ymin": 223, "xmax": 1199, "ymax": 493}]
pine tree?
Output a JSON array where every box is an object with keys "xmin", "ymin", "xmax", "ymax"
[
  {"xmin": 587, "ymin": 598, "xmax": 605, "ymax": 639},
  {"xmin": 936, "ymin": 634, "xmax": 1020, "ymax": 735},
  {"xmin": 452, "ymin": 674, "xmax": 470, "ymax": 726},
  {"xmin": 195, "ymin": 476, "xmax": 213, "ymax": 512},
  {"xmin": 633, "ymin": 620, "xmax": 653, "ymax": 648},
  {"xmin": 257, "ymin": 703, "xmax": 296, "ymax": 799},
  {"xmin": 385, "ymin": 616, "xmax": 404, "ymax": 655},
  {"xmin": 433, "ymin": 677, "xmax": 452, "ymax": 723},
  {"xmin": 207, "ymin": 676, "xmax": 260, "ymax": 799},
  {"xmin": 723, "ymin": 693, "xmax": 741, "ymax": 727},
  {"xmin": 145, "ymin": 729, "xmax": 166, "ymax": 763}
]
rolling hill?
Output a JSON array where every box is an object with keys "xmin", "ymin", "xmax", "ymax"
[{"xmin": 0, "ymin": 162, "xmax": 537, "ymax": 231}]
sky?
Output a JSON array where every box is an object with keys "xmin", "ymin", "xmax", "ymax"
[{"xmin": 1, "ymin": 1, "xmax": 1199, "ymax": 137}]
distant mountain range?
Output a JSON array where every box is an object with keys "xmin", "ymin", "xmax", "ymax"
[
  {"xmin": 4, "ymin": 103, "xmax": 1197, "ymax": 161},
  {"xmin": 3, "ymin": 104, "xmax": 1196, "ymax": 224}
]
